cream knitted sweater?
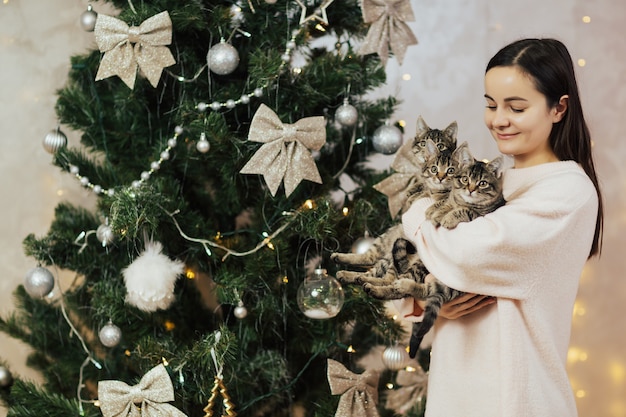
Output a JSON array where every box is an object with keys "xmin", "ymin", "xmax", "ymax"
[{"xmin": 400, "ymin": 161, "xmax": 598, "ymax": 417}]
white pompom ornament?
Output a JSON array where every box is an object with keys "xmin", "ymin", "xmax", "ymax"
[{"xmin": 122, "ymin": 241, "xmax": 184, "ymax": 312}]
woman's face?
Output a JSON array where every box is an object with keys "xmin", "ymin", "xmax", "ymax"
[{"xmin": 484, "ymin": 66, "xmax": 567, "ymax": 168}]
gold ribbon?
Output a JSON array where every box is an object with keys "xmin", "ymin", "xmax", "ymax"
[
  {"xmin": 240, "ymin": 104, "xmax": 326, "ymax": 197},
  {"xmin": 359, "ymin": 0, "xmax": 418, "ymax": 65},
  {"xmin": 327, "ymin": 359, "xmax": 380, "ymax": 417},
  {"xmin": 97, "ymin": 364, "xmax": 188, "ymax": 417},
  {"xmin": 94, "ymin": 11, "xmax": 176, "ymax": 89},
  {"xmin": 373, "ymin": 138, "xmax": 423, "ymax": 218}
]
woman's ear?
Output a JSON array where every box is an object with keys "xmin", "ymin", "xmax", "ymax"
[{"xmin": 553, "ymin": 95, "xmax": 569, "ymax": 122}]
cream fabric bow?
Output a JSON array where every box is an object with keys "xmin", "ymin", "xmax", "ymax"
[
  {"xmin": 240, "ymin": 104, "xmax": 326, "ymax": 197},
  {"xmin": 94, "ymin": 11, "xmax": 176, "ymax": 89},
  {"xmin": 359, "ymin": 0, "xmax": 418, "ymax": 65},
  {"xmin": 327, "ymin": 359, "xmax": 380, "ymax": 417},
  {"xmin": 97, "ymin": 364, "xmax": 188, "ymax": 417},
  {"xmin": 373, "ymin": 138, "xmax": 423, "ymax": 218}
]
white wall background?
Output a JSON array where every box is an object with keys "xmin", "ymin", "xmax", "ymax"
[{"xmin": 1, "ymin": 1, "xmax": 624, "ymax": 416}]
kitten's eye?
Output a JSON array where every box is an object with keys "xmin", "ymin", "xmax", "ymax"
[
  {"xmin": 478, "ymin": 180, "xmax": 489, "ymax": 188},
  {"xmin": 437, "ymin": 143, "xmax": 446, "ymax": 151},
  {"xmin": 460, "ymin": 176, "xmax": 469, "ymax": 184},
  {"xmin": 430, "ymin": 166, "xmax": 438, "ymax": 174},
  {"xmin": 446, "ymin": 167, "xmax": 455, "ymax": 175},
  {"xmin": 418, "ymin": 140, "xmax": 427, "ymax": 147}
]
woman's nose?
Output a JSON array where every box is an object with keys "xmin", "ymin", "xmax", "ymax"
[{"xmin": 491, "ymin": 109, "xmax": 510, "ymax": 128}]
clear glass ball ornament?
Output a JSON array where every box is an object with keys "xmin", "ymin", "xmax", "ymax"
[
  {"xmin": 297, "ymin": 268, "xmax": 344, "ymax": 319},
  {"xmin": 80, "ymin": 4, "xmax": 98, "ymax": 32},
  {"xmin": 0, "ymin": 366, "xmax": 13, "ymax": 388},
  {"xmin": 207, "ymin": 41, "xmax": 240, "ymax": 75},
  {"xmin": 24, "ymin": 266, "xmax": 55, "ymax": 298},
  {"xmin": 99, "ymin": 321, "xmax": 122, "ymax": 348},
  {"xmin": 372, "ymin": 124, "xmax": 403, "ymax": 154},
  {"xmin": 382, "ymin": 345, "xmax": 411, "ymax": 370},
  {"xmin": 43, "ymin": 127, "xmax": 68, "ymax": 154}
]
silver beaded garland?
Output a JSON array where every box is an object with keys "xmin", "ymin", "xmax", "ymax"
[
  {"xmin": 43, "ymin": 127, "xmax": 68, "ymax": 154},
  {"xmin": 207, "ymin": 41, "xmax": 240, "ymax": 75},
  {"xmin": 0, "ymin": 366, "xmax": 13, "ymax": 388},
  {"xmin": 335, "ymin": 100, "xmax": 358, "ymax": 127},
  {"xmin": 80, "ymin": 4, "xmax": 98, "ymax": 32},
  {"xmin": 372, "ymin": 124, "xmax": 403, "ymax": 154},
  {"xmin": 382, "ymin": 345, "xmax": 410, "ymax": 370},
  {"xmin": 24, "ymin": 266, "xmax": 55, "ymax": 298},
  {"xmin": 98, "ymin": 321, "xmax": 122, "ymax": 348}
]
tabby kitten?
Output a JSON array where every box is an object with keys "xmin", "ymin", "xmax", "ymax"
[
  {"xmin": 364, "ymin": 153, "xmax": 505, "ymax": 357},
  {"xmin": 331, "ymin": 139, "xmax": 469, "ymax": 287}
]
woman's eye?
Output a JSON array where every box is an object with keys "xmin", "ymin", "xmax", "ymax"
[
  {"xmin": 485, "ymin": 104, "xmax": 496, "ymax": 110},
  {"xmin": 511, "ymin": 107, "xmax": 524, "ymax": 113}
]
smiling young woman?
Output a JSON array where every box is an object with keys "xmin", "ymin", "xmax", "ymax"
[{"xmin": 400, "ymin": 38, "xmax": 604, "ymax": 417}]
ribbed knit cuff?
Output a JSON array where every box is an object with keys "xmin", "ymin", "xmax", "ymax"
[{"xmin": 401, "ymin": 197, "xmax": 434, "ymax": 240}]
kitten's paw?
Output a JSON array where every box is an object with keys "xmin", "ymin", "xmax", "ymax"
[
  {"xmin": 363, "ymin": 283, "xmax": 404, "ymax": 300},
  {"xmin": 336, "ymin": 270, "xmax": 362, "ymax": 284}
]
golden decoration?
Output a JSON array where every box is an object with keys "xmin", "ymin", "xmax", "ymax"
[
  {"xmin": 94, "ymin": 11, "xmax": 176, "ymax": 89},
  {"xmin": 327, "ymin": 359, "xmax": 380, "ymax": 417},
  {"xmin": 239, "ymin": 104, "xmax": 326, "ymax": 197},
  {"xmin": 203, "ymin": 376, "xmax": 237, "ymax": 417},
  {"xmin": 97, "ymin": 364, "xmax": 187, "ymax": 417},
  {"xmin": 359, "ymin": 0, "xmax": 418, "ymax": 65}
]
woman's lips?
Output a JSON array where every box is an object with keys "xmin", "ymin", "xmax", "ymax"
[{"xmin": 496, "ymin": 132, "xmax": 518, "ymax": 140}]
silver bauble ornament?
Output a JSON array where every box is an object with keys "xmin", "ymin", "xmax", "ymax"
[
  {"xmin": 372, "ymin": 124, "xmax": 403, "ymax": 154},
  {"xmin": 196, "ymin": 132, "xmax": 210, "ymax": 153},
  {"xmin": 96, "ymin": 223, "xmax": 115, "ymax": 246},
  {"xmin": 335, "ymin": 100, "xmax": 358, "ymax": 127},
  {"xmin": 43, "ymin": 127, "xmax": 68, "ymax": 154},
  {"xmin": 382, "ymin": 345, "xmax": 411, "ymax": 370},
  {"xmin": 80, "ymin": 5, "xmax": 98, "ymax": 32},
  {"xmin": 207, "ymin": 41, "xmax": 240, "ymax": 75},
  {"xmin": 0, "ymin": 366, "xmax": 13, "ymax": 388},
  {"xmin": 351, "ymin": 233, "xmax": 375, "ymax": 254},
  {"xmin": 234, "ymin": 301, "xmax": 248, "ymax": 319},
  {"xmin": 297, "ymin": 268, "xmax": 344, "ymax": 319},
  {"xmin": 24, "ymin": 266, "xmax": 55, "ymax": 298},
  {"xmin": 98, "ymin": 321, "xmax": 122, "ymax": 348}
]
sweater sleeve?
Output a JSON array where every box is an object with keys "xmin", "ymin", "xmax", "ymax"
[{"xmin": 402, "ymin": 167, "xmax": 598, "ymax": 300}]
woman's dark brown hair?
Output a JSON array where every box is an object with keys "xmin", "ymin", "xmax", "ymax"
[{"xmin": 486, "ymin": 38, "xmax": 603, "ymax": 257}]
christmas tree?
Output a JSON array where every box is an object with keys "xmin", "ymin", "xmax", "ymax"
[{"xmin": 0, "ymin": 0, "xmax": 428, "ymax": 416}]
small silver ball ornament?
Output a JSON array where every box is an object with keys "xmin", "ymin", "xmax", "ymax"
[
  {"xmin": 24, "ymin": 267, "xmax": 55, "ymax": 298},
  {"xmin": 43, "ymin": 127, "xmax": 68, "ymax": 154},
  {"xmin": 372, "ymin": 124, "xmax": 403, "ymax": 154},
  {"xmin": 99, "ymin": 322, "xmax": 122, "ymax": 348},
  {"xmin": 207, "ymin": 41, "xmax": 240, "ymax": 75},
  {"xmin": 196, "ymin": 133, "xmax": 210, "ymax": 153},
  {"xmin": 351, "ymin": 233, "xmax": 375, "ymax": 254},
  {"xmin": 0, "ymin": 366, "xmax": 13, "ymax": 388},
  {"xmin": 234, "ymin": 301, "xmax": 248, "ymax": 319},
  {"xmin": 80, "ymin": 5, "xmax": 98, "ymax": 32},
  {"xmin": 96, "ymin": 224, "xmax": 116, "ymax": 246},
  {"xmin": 382, "ymin": 345, "xmax": 410, "ymax": 370},
  {"xmin": 335, "ymin": 101, "xmax": 358, "ymax": 127}
]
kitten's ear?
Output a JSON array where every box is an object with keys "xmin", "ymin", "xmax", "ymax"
[
  {"xmin": 425, "ymin": 138, "xmax": 438, "ymax": 156},
  {"xmin": 487, "ymin": 156, "xmax": 505, "ymax": 176},
  {"xmin": 444, "ymin": 120, "xmax": 458, "ymax": 139},
  {"xmin": 453, "ymin": 141, "xmax": 473, "ymax": 167},
  {"xmin": 416, "ymin": 116, "xmax": 429, "ymax": 136}
]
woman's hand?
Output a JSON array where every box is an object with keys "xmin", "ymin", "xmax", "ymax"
[{"xmin": 439, "ymin": 293, "xmax": 496, "ymax": 319}]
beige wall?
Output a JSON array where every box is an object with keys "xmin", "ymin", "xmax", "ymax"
[{"xmin": 1, "ymin": 1, "xmax": 624, "ymax": 416}]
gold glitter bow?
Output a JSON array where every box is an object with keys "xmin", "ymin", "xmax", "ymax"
[
  {"xmin": 327, "ymin": 359, "xmax": 380, "ymax": 417},
  {"xmin": 359, "ymin": 0, "xmax": 418, "ymax": 65},
  {"xmin": 97, "ymin": 364, "xmax": 188, "ymax": 417},
  {"xmin": 240, "ymin": 104, "xmax": 326, "ymax": 197},
  {"xmin": 373, "ymin": 139, "xmax": 422, "ymax": 218},
  {"xmin": 94, "ymin": 11, "xmax": 176, "ymax": 89}
]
